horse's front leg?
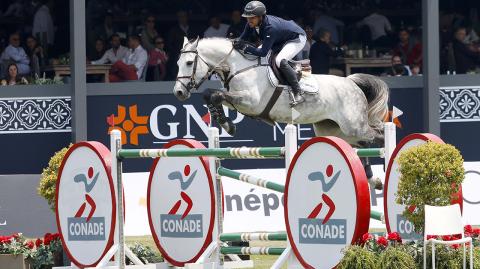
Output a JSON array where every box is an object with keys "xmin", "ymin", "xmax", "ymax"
[{"xmin": 203, "ymin": 89, "xmax": 236, "ymax": 136}]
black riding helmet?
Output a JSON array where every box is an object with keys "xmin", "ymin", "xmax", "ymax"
[{"xmin": 242, "ymin": 1, "xmax": 266, "ymax": 17}]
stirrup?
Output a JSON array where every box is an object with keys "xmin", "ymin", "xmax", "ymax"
[{"xmin": 289, "ymin": 91, "xmax": 305, "ymax": 107}]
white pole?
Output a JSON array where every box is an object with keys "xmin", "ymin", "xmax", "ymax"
[
  {"xmin": 284, "ymin": 124, "xmax": 297, "ymax": 165},
  {"xmin": 208, "ymin": 127, "xmax": 222, "ymax": 266},
  {"xmin": 110, "ymin": 129, "xmax": 125, "ymax": 269},
  {"xmin": 383, "ymin": 122, "xmax": 396, "ymax": 168},
  {"xmin": 282, "ymin": 124, "xmax": 303, "ymax": 269}
]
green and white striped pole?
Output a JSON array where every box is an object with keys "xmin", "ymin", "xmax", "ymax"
[
  {"xmin": 118, "ymin": 147, "xmax": 285, "ymax": 159},
  {"xmin": 220, "ymin": 247, "xmax": 286, "ymax": 256},
  {"xmin": 355, "ymin": 148, "xmax": 384, "ymax": 158},
  {"xmin": 218, "ymin": 167, "xmax": 285, "ymax": 193},
  {"xmin": 220, "ymin": 232, "xmax": 287, "ymax": 242}
]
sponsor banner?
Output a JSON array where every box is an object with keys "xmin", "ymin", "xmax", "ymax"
[
  {"xmin": 120, "ymin": 160, "xmax": 480, "ymax": 237},
  {"xmin": 0, "ymin": 175, "xmax": 57, "ymax": 237},
  {"xmin": 6, "ymin": 87, "xmax": 480, "ymax": 174}
]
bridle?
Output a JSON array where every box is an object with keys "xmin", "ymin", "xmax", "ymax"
[{"xmin": 176, "ymin": 45, "xmax": 234, "ymax": 93}]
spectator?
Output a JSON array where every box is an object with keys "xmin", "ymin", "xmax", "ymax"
[
  {"xmin": 357, "ymin": 9, "xmax": 392, "ymax": 47},
  {"xmin": 391, "ymin": 64, "xmax": 407, "ymax": 76},
  {"xmin": 410, "ymin": 64, "xmax": 421, "ymax": 76},
  {"xmin": 25, "ymin": 36, "xmax": 45, "ymax": 76},
  {"xmin": 167, "ymin": 10, "xmax": 201, "ymax": 79},
  {"xmin": 384, "ymin": 55, "xmax": 410, "ymax": 76},
  {"xmin": 312, "ymin": 9, "xmax": 344, "ymax": 45},
  {"xmin": 226, "ymin": 10, "xmax": 244, "ymax": 38},
  {"xmin": 204, "ymin": 16, "xmax": 229, "ymax": 38},
  {"xmin": 147, "ymin": 36, "xmax": 168, "ymax": 81},
  {"xmin": 109, "ymin": 35, "xmax": 147, "ymax": 82},
  {"xmin": 1, "ymin": 63, "xmax": 28, "ymax": 86},
  {"xmin": 392, "ymin": 29, "xmax": 422, "ymax": 67},
  {"xmin": 94, "ymin": 13, "xmax": 117, "ymax": 42},
  {"xmin": 88, "ymin": 38, "xmax": 106, "ymax": 62},
  {"xmin": 452, "ymin": 27, "xmax": 480, "ymax": 74},
  {"xmin": 32, "ymin": 0, "xmax": 55, "ymax": 53},
  {"xmin": 91, "ymin": 34, "xmax": 128, "ymax": 65},
  {"xmin": 140, "ymin": 15, "xmax": 158, "ymax": 51},
  {"xmin": 309, "ymin": 29, "xmax": 345, "ymax": 74},
  {"xmin": 297, "ymin": 26, "xmax": 315, "ymax": 60},
  {"xmin": 1, "ymin": 33, "xmax": 30, "ymax": 76}
]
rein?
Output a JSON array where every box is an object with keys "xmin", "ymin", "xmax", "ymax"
[{"xmin": 176, "ymin": 41, "xmax": 268, "ymax": 92}]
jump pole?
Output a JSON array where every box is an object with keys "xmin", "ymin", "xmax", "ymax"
[{"xmin": 92, "ymin": 129, "xmax": 149, "ymax": 268}]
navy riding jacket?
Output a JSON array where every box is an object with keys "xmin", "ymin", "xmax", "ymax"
[{"xmin": 239, "ymin": 15, "xmax": 306, "ymax": 57}]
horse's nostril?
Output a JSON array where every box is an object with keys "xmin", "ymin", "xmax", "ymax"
[{"xmin": 176, "ymin": 90, "xmax": 183, "ymax": 96}]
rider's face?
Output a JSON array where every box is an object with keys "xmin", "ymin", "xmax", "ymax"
[{"xmin": 247, "ymin": 16, "xmax": 261, "ymax": 28}]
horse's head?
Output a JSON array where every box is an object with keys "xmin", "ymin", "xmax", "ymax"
[{"xmin": 174, "ymin": 37, "xmax": 211, "ymax": 101}]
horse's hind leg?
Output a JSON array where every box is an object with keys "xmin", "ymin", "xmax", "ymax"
[
  {"xmin": 361, "ymin": 157, "xmax": 383, "ymax": 190},
  {"xmin": 335, "ymin": 112, "xmax": 379, "ymax": 144},
  {"xmin": 203, "ymin": 89, "xmax": 236, "ymax": 135},
  {"xmin": 313, "ymin": 121, "xmax": 383, "ymax": 190},
  {"xmin": 313, "ymin": 120, "xmax": 363, "ymax": 146}
]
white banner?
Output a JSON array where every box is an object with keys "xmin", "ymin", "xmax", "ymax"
[{"xmin": 123, "ymin": 163, "xmax": 480, "ymax": 236}]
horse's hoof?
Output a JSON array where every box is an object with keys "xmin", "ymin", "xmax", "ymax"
[
  {"xmin": 368, "ymin": 177, "xmax": 383, "ymax": 190},
  {"xmin": 220, "ymin": 119, "xmax": 236, "ymax": 136},
  {"xmin": 226, "ymin": 121, "xmax": 236, "ymax": 136}
]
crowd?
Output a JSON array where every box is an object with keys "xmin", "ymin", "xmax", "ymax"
[{"xmin": 1, "ymin": 0, "xmax": 480, "ymax": 85}]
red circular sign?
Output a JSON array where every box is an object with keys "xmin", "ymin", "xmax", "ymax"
[
  {"xmin": 284, "ymin": 137, "xmax": 370, "ymax": 269},
  {"xmin": 384, "ymin": 133, "xmax": 463, "ymax": 238},
  {"xmin": 147, "ymin": 139, "xmax": 215, "ymax": 267},
  {"xmin": 55, "ymin": 142, "xmax": 116, "ymax": 268}
]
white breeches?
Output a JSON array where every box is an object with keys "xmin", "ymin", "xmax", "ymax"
[{"xmin": 275, "ymin": 34, "xmax": 307, "ymax": 67}]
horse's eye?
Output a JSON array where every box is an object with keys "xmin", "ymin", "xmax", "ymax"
[{"xmin": 186, "ymin": 61, "xmax": 193, "ymax": 66}]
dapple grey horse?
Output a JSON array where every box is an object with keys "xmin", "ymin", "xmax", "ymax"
[
  {"xmin": 173, "ymin": 37, "xmax": 389, "ymax": 146},
  {"xmin": 173, "ymin": 37, "xmax": 389, "ymax": 188}
]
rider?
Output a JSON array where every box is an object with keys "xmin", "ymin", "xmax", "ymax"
[{"xmin": 233, "ymin": 1, "xmax": 307, "ymax": 105}]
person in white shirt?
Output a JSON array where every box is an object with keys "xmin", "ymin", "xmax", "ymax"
[
  {"xmin": 32, "ymin": 0, "xmax": 55, "ymax": 48},
  {"xmin": 91, "ymin": 34, "xmax": 128, "ymax": 65},
  {"xmin": 357, "ymin": 11, "xmax": 392, "ymax": 41},
  {"xmin": 1, "ymin": 33, "xmax": 30, "ymax": 75},
  {"xmin": 204, "ymin": 16, "xmax": 230, "ymax": 38},
  {"xmin": 109, "ymin": 35, "xmax": 147, "ymax": 82}
]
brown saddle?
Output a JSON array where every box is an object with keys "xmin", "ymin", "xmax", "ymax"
[{"xmin": 268, "ymin": 53, "xmax": 311, "ymax": 85}]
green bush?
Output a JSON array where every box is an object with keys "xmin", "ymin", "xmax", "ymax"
[
  {"xmin": 378, "ymin": 246, "xmax": 416, "ymax": 269},
  {"xmin": 420, "ymin": 244, "xmax": 480, "ymax": 269},
  {"xmin": 396, "ymin": 141, "xmax": 464, "ymax": 234},
  {"xmin": 337, "ymin": 245, "xmax": 378, "ymax": 269},
  {"xmin": 38, "ymin": 145, "xmax": 72, "ymax": 211},
  {"xmin": 127, "ymin": 243, "xmax": 163, "ymax": 264}
]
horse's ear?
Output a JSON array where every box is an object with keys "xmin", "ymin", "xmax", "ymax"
[
  {"xmin": 182, "ymin": 36, "xmax": 189, "ymax": 48},
  {"xmin": 192, "ymin": 36, "xmax": 200, "ymax": 48}
]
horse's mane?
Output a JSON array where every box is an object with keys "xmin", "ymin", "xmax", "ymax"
[{"xmin": 199, "ymin": 37, "xmax": 260, "ymax": 61}]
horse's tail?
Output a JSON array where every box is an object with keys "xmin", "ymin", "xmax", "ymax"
[{"xmin": 347, "ymin": 73, "xmax": 389, "ymax": 134}]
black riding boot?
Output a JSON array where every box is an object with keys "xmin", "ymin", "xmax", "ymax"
[{"xmin": 279, "ymin": 59, "xmax": 304, "ymax": 106}]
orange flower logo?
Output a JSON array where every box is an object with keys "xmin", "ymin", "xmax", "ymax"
[{"xmin": 107, "ymin": 105, "xmax": 149, "ymax": 145}]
